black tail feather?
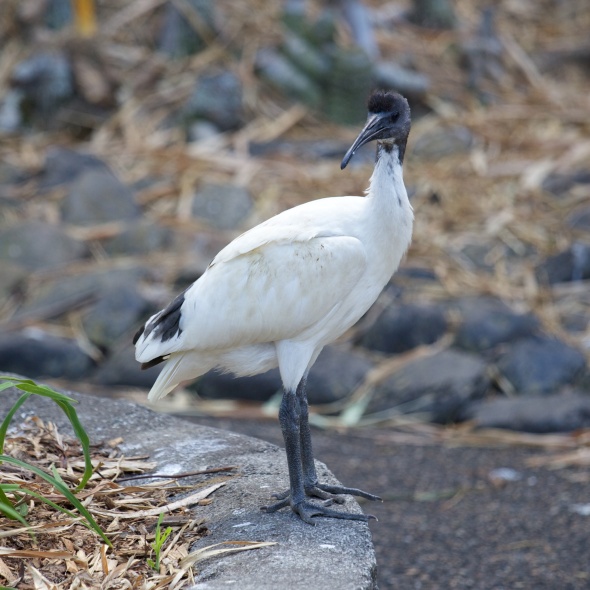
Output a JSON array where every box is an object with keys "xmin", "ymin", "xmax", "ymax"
[{"xmin": 141, "ymin": 355, "xmax": 168, "ymax": 370}]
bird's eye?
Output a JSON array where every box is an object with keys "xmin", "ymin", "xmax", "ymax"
[{"xmin": 390, "ymin": 112, "xmax": 399, "ymax": 123}]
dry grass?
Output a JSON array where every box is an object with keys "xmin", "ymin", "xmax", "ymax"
[{"xmin": 0, "ymin": 417, "xmax": 274, "ymax": 589}]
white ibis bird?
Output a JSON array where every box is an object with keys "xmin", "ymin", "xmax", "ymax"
[{"xmin": 134, "ymin": 90, "xmax": 413, "ymax": 524}]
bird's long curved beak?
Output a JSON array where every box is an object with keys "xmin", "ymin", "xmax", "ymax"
[{"xmin": 340, "ymin": 113, "xmax": 389, "ymax": 170}]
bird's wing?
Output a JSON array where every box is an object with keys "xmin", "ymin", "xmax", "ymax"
[{"xmin": 135, "ymin": 228, "xmax": 368, "ymax": 364}]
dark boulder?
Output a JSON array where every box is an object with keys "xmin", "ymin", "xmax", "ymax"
[
  {"xmin": 466, "ymin": 392, "xmax": 590, "ymax": 433},
  {"xmin": 454, "ymin": 297, "xmax": 539, "ymax": 352},
  {"xmin": 495, "ymin": 337, "xmax": 587, "ymax": 395},
  {"xmin": 361, "ymin": 303, "xmax": 448, "ymax": 354},
  {"xmin": 368, "ymin": 349, "xmax": 490, "ymax": 423},
  {"xmin": 0, "ymin": 330, "xmax": 94, "ymax": 380}
]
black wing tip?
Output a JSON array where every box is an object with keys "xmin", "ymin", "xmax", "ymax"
[{"xmin": 133, "ymin": 324, "xmax": 145, "ymax": 345}]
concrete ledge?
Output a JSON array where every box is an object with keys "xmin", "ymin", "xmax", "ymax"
[{"xmin": 4, "ymin": 382, "xmax": 377, "ymax": 590}]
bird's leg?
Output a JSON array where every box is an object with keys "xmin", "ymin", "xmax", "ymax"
[
  {"xmin": 264, "ymin": 387, "xmax": 306, "ymax": 509},
  {"xmin": 296, "ymin": 378, "xmax": 382, "ymax": 505},
  {"xmin": 262, "ymin": 386, "xmax": 374, "ymax": 524}
]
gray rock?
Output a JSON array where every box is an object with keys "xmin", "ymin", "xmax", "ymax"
[
  {"xmin": 81, "ymin": 277, "xmax": 149, "ymax": 349},
  {"xmin": 0, "ymin": 263, "xmax": 27, "ymax": 301},
  {"xmin": 412, "ymin": 125, "xmax": 474, "ymax": 159},
  {"xmin": 466, "ymin": 392, "xmax": 590, "ymax": 433},
  {"xmin": 453, "ymin": 297, "xmax": 539, "ymax": 352},
  {"xmin": 194, "ymin": 346, "xmax": 371, "ymax": 405},
  {"xmin": 173, "ymin": 231, "xmax": 234, "ymax": 287},
  {"xmin": 61, "ymin": 166, "xmax": 140, "ymax": 225},
  {"xmin": 11, "ymin": 51, "xmax": 74, "ymax": 119},
  {"xmin": 0, "ymin": 220, "xmax": 87, "ymax": 270},
  {"xmin": 536, "ymin": 242, "xmax": 590, "ymax": 284},
  {"xmin": 408, "ymin": 0, "xmax": 457, "ymax": 29},
  {"xmin": 542, "ymin": 170, "xmax": 590, "ymax": 198},
  {"xmin": 0, "ymin": 330, "xmax": 94, "ymax": 380},
  {"xmin": 192, "ymin": 183, "xmax": 253, "ymax": 230},
  {"xmin": 306, "ymin": 346, "xmax": 373, "ymax": 404},
  {"xmin": 457, "ymin": 239, "xmax": 537, "ymax": 274},
  {"xmin": 158, "ymin": 0, "xmax": 217, "ymax": 58},
  {"xmin": 186, "ymin": 120, "xmax": 220, "ymax": 143},
  {"xmin": 0, "ymin": 89, "xmax": 24, "ymax": 133},
  {"xmin": 461, "ymin": 7, "xmax": 503, "ymax": 100},
  {"xmin": 183, "ymin": 70, "xmax": 242, "ymax": 131},
  {"xmin": 44, "ymin": 0, "xmax": 73, "ymax": 29},
  {"xmin": 0, "ymin": 160, "xmax": 23, "ymax": 187},
  {"xmin": 457, "ymin": 241, "xmax": 497, "ymax": 273},
  {"xmin": 92, "ymin": 344, "xmax": 160, "ymax": 388},
  {"xmin": 339, "ymin": 0, "xmax": 379, "ymax": 60},
  {"xmin": 13, "ymin": 267, "xmax": 151, "ymax": 347},
  {"xmin": 2, "ymin": 384, "xmax": 377, "ymax": 590},
  {"xmin": 194, "ymin": 369, "xmax": 282, "ymax": 402},
  {"xmin": 360, "ymin": 303, "xmax": 448, "ymax": 354},
  {"xmin": 394, "ymin": 266, "xmax": 438, "ymax": 281},
  {"xmin": 368, "ymin": 349, "xmax": 490, "ymax": 422},
  {"xmin": 374, "ymin": 62, "xmax": 430, "ymax": 99},
  {"xmin": 560, "ymin": 310, "xmax": 590, "ymax": 334},
  {"xmin": 281, "ymin": 31, "xmax": 331, "ymax": 79},
  {"xmin": 102, "ymin": 220, "xmax": 173, "ymax": 256},
  {"xmin": 496, "ymin": 337, "xmax": 587, "ymax": 395},
  {"xmin": 567, "ymin": 205, "xmax": 590, "ymax": 232},
  {"xmin": 38, "ymin": 147, "xmax": 107, "ymax": 191},
  {"xmin": 256, "ymin": 48, "xmax": 322, "ymax": 108}
]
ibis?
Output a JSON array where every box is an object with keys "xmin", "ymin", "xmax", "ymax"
[{"xmin": 134, "ymin": 90, "xmax": 413, "ymax": 524}]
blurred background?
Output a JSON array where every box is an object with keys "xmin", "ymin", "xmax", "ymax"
[{"xmin": 1, "ymin": 0, "xmax": 590, "ymax": 587}]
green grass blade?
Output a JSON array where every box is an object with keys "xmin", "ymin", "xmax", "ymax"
[
  {"xmin": 0, "ymin": 485, "xmax": 36, "ymax": 541},
  {"xmin": 54, "ymin": 400, "xmax": 93, "ymax": 491},
  {"xmin": 0, "ymin": 379, "xmax": 22, "ymax": 392},
  {"xmin": 0, "ymin": 498, "xmax": 31, "ymax": 528},
  {"xmin": 0, "ymin": 392, "xmax": 32, "ymax": 455},
  {"xmin": 0, "ymin": 485, "xmax": 14, "ymax": 506},
  {"xmin": 10, "ymin": 380, "xmax": 78, "ymax": 404},
  {"xmin": 1, "ymin": 376, "xmax": 94, "ymax": 491},
  {"xmin": 0, "ymin": 455, "xmax": 112, "ymax": 547},
  {"xmin": 8, "ymin": 484, "xmax": 82, "ymax": 522}
]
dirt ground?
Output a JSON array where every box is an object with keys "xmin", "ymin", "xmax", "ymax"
[{"xmin": 184, "ymin": 414, "xmax": 590, "ymax": 590}]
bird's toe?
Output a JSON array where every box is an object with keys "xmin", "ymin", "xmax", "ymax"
[
  {"xmin": 261, "ymin": 497, "xmax": 289, "ymax": 513},
  {"xmin": 305, "ymin": 485, "xmax": 346, "ymax": 504},
  {"xmin": 270, "ymin": 489, "xmax": 290, "ymax": 501},
  {"xmin": 293, "ymin": 501, "xmax": 375, "ymax": 524},
  {"xmin": 315, "ymin": 483, "xmax": 382, "ymax": 502}
]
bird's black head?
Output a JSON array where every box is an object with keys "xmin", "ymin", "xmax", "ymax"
[{"xmin": 341, "ymin": 90, "xmax": 411, "ymax": 169}]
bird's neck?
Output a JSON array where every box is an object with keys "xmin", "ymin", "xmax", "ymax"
[
  {"xmin": 366, "ymin": 141, "xmax": 410, "ymax": 213},
  {"xmin": 361, "ymin": 140, "xmax": 413, "ymax": 278}
]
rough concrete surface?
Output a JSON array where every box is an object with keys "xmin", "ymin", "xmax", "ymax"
[{"xmin": 3, "ymin": 381, "xmax": 377, "ymax": 590}]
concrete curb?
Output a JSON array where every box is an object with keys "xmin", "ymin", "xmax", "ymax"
[{"xmin": 4, "ymin": 382, "xmax": 378, "ymax": 589}]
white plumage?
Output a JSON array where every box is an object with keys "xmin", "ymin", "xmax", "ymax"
[
  {"xmin": 135, "ymin": 90, "xmax": 413, "ymax": 523},
  {"xmin": 136, "ymin": 160, "xmax": 412, "ymax": 397}
]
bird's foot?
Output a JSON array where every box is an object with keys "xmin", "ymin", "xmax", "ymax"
[
  {"xmin": 269, "ymin": 482, "xmax": 382, "ymax": 506},
  {"xmin": 261, "ymin": 496, "xmax": 376, "ymax": 525}
]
